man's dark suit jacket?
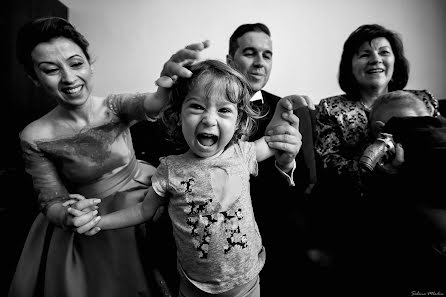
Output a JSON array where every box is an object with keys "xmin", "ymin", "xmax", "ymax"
[
  {"xmin": 247, "ymin": 90, "xmax": 313, "ymax": 295},
  {"xmin": 130, "ymin": 90, "xmax": 314, "ymax": 296}
]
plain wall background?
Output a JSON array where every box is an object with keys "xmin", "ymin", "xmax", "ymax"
[{"xmin": 60, "ymin": 0, "xmax": 446, "ymax": 104}]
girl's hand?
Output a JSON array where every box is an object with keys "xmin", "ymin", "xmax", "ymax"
[{"xmin": 64, "ymin": 194, "xmax": 102, "ymax": 235}]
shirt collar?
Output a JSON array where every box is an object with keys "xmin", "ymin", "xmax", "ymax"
[{"xmin": 250, "ymin": 90, "xmax": 264, "ymax": 104}]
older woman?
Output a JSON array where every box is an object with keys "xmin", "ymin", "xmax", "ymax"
[
  {"xmin": 309, "ymin": 24, "xmax": 440, "ymax": 295},
  {"xmin": 8, "ymin": 17, "xmax": 209, "ymax": 297},
  {"xmin": 315, "ymin": 23, "xmax": 439, "ymax": 198}
]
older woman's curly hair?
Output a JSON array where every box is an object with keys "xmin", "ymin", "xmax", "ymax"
[
  {"xmin": 338, "ymin": 24, "xmax": 409, "ymax": 99},
  {"xmin": 161, "ymin": 59, "xmax": 262, "ymax": 149}
]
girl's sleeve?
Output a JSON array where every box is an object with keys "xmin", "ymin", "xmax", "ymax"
[
  {"xmin": 315, "ymin": 101, "xmax": 360, "ymax": 179},
  {"xmin": 106, "ymin": 93, "xmax": 156, "ymax": 125},
  {"xmin": 20, "ymin": 139, "xmax": 70, "ymax": 214},
  {"xmin": 238, "ymin": 140, "xmax": 258, "ymax": 176}
]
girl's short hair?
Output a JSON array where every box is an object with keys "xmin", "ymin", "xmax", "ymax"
[
  {"xmin": 338, "ymin": 24, "xmax": 409, "ymax": 99},
  {"xmin": 16, "ymin": 17, "xmax": 91, "ymax": 80},
  {"xmin": 161, "ymin": 59, "xmax": 262, "ymax": 148}
]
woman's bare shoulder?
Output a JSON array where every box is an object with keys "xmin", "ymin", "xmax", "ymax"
[{"xmin": 20, "ymin": 111, "xmax": 58, "ymax": 143}]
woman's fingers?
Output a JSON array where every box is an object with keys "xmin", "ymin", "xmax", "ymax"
[
  {"xmin": 66, "ymin": 207, "xmax": 87, "ymax": 217},
  {"xmin": 68, "ymin": 193, "xmax": 86, "ymax": 200},
  {"xmin": 392, "ymin": 143, "xmax": 404, "ymax": 167},
  {"xmin": 75, "ymin": 215, "xmax": 101, "ymax": 234},
  {"xmin": 160, "ymin": 40, "xmax": 210, "ymax": 79},
  {"xmin": 76, "ymin": 198, "xmax": 101, "ymax": 211},
  {"xmin": 184, "ymin": 40, "xmax": 210, "ymax": 51},
  {"xmin": 68, "ymin": 198, "xmax": 101, "ymax": 212},
  {"xmin": 84, "ymin": 227, "xmax": 102, "ymax": 236},
  {"xmin": 62, "ymin": 199, "xmax": 77, "ymax": 207}
]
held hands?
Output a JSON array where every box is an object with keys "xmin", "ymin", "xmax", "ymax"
[
  {"xmin": 63, "ymin": 194, "xmax": 102, "ymax": 236},
  {"xmin": 265, "ymin": 95, "xmax": 314, "ymax": 172}
]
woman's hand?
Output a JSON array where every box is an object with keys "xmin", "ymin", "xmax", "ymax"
[
  {"xmin": 64, "ymin": 194, "xmax": 102, "ymax": 236},
  {"xmin": 376, "ymin": 143, "xmax": 404, "ymax": 174},
  {"xmin": 156, "ymin": 40, "xmax": 211, "ymax": 88},
  {"xmin": 145, "ymin": 40, "xmax": 210, "ymax": 117}
]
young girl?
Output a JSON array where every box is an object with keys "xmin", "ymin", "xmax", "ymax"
[{"xmin": 83, "ymin": 59, "xmax": 299, "ymax": 296}]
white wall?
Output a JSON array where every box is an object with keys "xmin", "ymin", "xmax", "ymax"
[{"xmin": 60, "ymin": 0, "xmax": 446, "ymax": 104}]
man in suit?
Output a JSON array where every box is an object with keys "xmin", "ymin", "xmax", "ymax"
[{"xmin": 226, "ymin": 23, "xmax": 316, "ymax": 295}]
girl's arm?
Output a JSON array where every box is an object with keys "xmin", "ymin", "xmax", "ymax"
[{"xmin": 98, "ymin": 187, "xmax": 164, "ymax": 230}]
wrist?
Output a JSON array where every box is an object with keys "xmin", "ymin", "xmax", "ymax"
[
  {"xmin": 60, "ymin": 206, "xmax": 72, "ymax": 231},
  {"xmin": 144, "ymin": 93, "xmax": 165, "ymax": 118}
]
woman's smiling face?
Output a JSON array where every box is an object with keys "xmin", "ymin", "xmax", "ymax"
[
  {"xmin": 31, "ymin": 37, "xmax": 93, "ymax": 108},
  {"xmin": 352, "ymin": 37, "xmax": 395, "ymax": 93}
]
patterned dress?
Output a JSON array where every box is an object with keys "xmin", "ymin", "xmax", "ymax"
[{"xmin": 8, "ymin": 93, "xmax": 161, "ymax": 297}]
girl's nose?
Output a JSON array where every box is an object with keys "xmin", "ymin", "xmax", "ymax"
[{"xmin": 201, "ymin": 111, "xmax": 217, "ymax": 126}]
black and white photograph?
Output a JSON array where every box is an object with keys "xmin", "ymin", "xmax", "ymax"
[{"xmin": 2, "ymin": 0, "xmax": 446, "ymax": 296}]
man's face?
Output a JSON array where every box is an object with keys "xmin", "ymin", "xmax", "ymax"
[{"xmin": 227, "ymin": 31, "xmax": 272, "ymax": 92}]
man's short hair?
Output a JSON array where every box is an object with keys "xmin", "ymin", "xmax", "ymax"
[{"xmin": 228, "ymin": 23, "xmax": 271, "ymax": 57}]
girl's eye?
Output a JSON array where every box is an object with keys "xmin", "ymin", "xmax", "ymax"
[
  {"xmin": 219, "ymin": 108, "xmax": 232, "ymax": 113},
  {"xmin": 190, "ymin": 103, "xmax": 204, "ymax": 110}
]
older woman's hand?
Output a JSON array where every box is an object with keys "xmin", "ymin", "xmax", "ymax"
[
  {"xmin": 64, "ymin": 194, "xmax": 102, "ymax": 236},
  {"xmin": 376, "ymin": 143, "xmax": 404, "ymax": 174}
]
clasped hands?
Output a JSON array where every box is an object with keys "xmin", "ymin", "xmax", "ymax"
[{"xmin": 265, "ymin": 95, "xmax": 314, "ymax": 172}]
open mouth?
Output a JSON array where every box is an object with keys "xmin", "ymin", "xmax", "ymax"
[{"xmin": 197, "ymin": 133, "xmax": 218, "ymax": 146}]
